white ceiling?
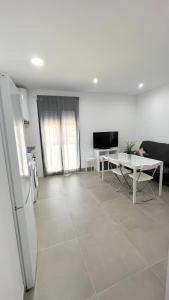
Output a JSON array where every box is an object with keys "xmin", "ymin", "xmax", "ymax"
[{"xmin": 1, "ymin": 0, "xmax": 169, "ymax": 95}]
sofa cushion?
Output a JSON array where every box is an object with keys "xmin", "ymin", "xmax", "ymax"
[{"xmin": 140, "ymin": 141, "xmax": 169, "ymax": 165}]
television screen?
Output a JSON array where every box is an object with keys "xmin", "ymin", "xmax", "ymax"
[{"xmin": 93, "ymin": 131, "xmax": 118, "ymax": 149}]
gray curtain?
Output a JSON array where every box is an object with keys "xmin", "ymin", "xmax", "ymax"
[{"xmin": 37, "ymin": 96, "xmax": 80, "ymax": 176}]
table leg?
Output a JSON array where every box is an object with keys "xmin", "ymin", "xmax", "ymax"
[
  {"xmin": 108, "ymin": 153, "xmax": 110, "ymax": 171},
  {"xmin": 102, "ymin": 158, "xmax": 104, "ymax": 181},
  {"xmin": 133, "ymin": 168, "xmax": 137, "ymax": 204},
  {"xmin": 85, "ymin": 160, "xmax": 87, "ymax": 172},
  {"xmin": 159, "ymin": 163, "xmax": 163, "ymax": 196}
]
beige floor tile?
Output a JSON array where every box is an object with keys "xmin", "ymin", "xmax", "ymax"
[
  {"xmin": 88, "ymin": 182, "xmax": 120, "ymax": 204},
  {"xmin": 69, "ymin": 193, "xmax": 105, "ymax": 224},
  {"xmin": 36, "ymin": 240, "xmax": 94, "ymax": 300},
  {"xmin": 102, "ymin": 197, "xmax": 149, "ymax": 226},
  {"xmin": 151, "ymin": 259, "xmax": 168, "ymax": 285},
  {"xmin": 35, "ymin": 197, "xmax": 69, "ymax": 220},
  {"xmin": 38, "ymin": 177, "xmax": 66, "ymax": 199},
  {"xmin": 78, "ymin": 231, "xmax": 145, "ymax": 292},
  {"xmin": 66, "ymin": 188, "xmax": 99, "ymax": 209},
  {"xmin": 72, "ymin": 213, "xmax": 122, "ymax": 238},
  {"xmin": 149, "ymin": 208, "xmax": 169, "ymax": 231},
  {"xmin": 101, "ymin": 194, "xmax": 131, "ymax": 210},
  {"xmin": 79, "ymin": 173, "xmax": 103, "ymax": 188},
  {"xmin": 37, "ymin": 215, "xmax": 76, "ymax": 250},
  {"xmin": 98, "ymin": 269, "xmax": 165, "ymax": 300},
  {"xmin": 117, "ymin": 207, "xmax": 158, "ymax": 233},
  {"xmin": 126, "ymin": 226, "xmax": 169, "ymax": 265},
  {"xmin": 160, "ymin": 185, "xmax": 169, "ymax": 204},
  {"xmin": 87, "ymin": 294, "xmax": 99, "ymax": 300},
  {"xmin": 138, "ymin": 198, "xmax": 169, "ymax": 219}
]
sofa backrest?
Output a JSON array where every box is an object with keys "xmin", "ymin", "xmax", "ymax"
[{"xmin": 140, "ymin": 141, "xmax": 169, "ymax": 165}]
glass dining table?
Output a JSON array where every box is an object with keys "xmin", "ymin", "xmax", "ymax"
[{"xmin": 100, "ymin": 153, "xmax": 164, "ymax": 204}]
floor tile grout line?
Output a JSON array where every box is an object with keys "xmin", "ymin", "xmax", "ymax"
[
  {"xmin": 135, "ymin": 201, "xmax": 169, "ymax": 230},
  {"xmin": 100, "ymin": 203, "xmax": 150, "ymax": 267},
  {"xmin": 104, "ymin": 175, "xmax": 169, "ymax": 229},
  {"xmin": 142, "ymin": 255, "xmax": 168, "ymax": 268},
  {"xmin": 37, "ymin": 237, "xmax": 78, "ymax": 253},
  {"xmin": 75, "ymin": 237, "xmax": 97, "ymax": 298},
  {"xmin": 99, "ymin": 180, "xmax": 169, "ymax": 267},
  {"xmin": 150, "ymin": 268, "xmax": 167, "ymax": 287},
  {"xmin": 101, "ymin": 199, "xmax": 169, "ymax": 276},
  {"xmin": 96, "ymin": 262, "xmax": 166, "ymax": 298},
  {"xmin": 72, "ymin": 220, "xmax": 159, "ymax": 298},
  {"xmin": 68, "ymin": 210, "xmax": 97, "ymax": 298},
  {"xmin": 144, "ymin": 255, "xmax": 168, "ymax": 285},
  {"xmin": 36, "ymin": 198, "xmax": 97, "ymax": 299},
  {"xmin": 66, "ymin": 190, "xmax": 100, "ymax": 297}
]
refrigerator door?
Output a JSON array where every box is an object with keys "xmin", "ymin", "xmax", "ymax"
[
  {"xmin": 16, "ymin": 177, "xmax": 37, "ymax": 289},
  {"xmin": 0, "ymin": 126, "xmax": 24, "ymax": 300},
  {"xmin": 0, "ymin": 75, "xmax": 37, "ymax": 289},
  {"xmin": 12, "ymin": 91, "xmax": 30, "ymax": 204},
  {"xmin": 0, "ymin": 75, "xmax": 29, "ymax": 207}
]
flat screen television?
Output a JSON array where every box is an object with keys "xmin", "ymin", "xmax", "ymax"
[{"xmin": 93, "ymin": 131, "xmax": 118, "ymax": 149}]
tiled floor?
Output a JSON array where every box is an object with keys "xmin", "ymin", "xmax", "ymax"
[{"xmin": 25, "ymin": 172, "xmax": 169, "ymax": 300}]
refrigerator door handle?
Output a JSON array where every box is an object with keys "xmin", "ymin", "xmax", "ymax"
[{"xmin": 15, "ymin": 206, "xmax": 23, "ymax": 211}]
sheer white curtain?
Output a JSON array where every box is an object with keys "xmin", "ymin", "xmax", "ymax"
[
  {"xmin": 37, "ymin": 96, "xmax": 80, "ymax": 176},
  {"xmin": 43, "ymin": 117, "xmax": 62, "ymax": 174},
  {"xmin": 61, "ymin": 110, "xmax": 80, "ymax": 172}
]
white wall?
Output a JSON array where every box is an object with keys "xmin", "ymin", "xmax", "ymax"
[
  {"xmin": 135, "ymin": 84, "xmax": 169, "ymax": 147},
  {"xmin": 0, "ymin": 127, "xmax": 24, "ymax": 300},
  {"xmin": 79, "ymin": 93, "xmax": 136, "ymax": 168},
  {"xmin": 27, "ymin": 90, "xmax": 136, "ymax": 177}
]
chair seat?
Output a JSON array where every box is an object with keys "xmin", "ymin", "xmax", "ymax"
[
  {"xmin": 111, "ymin": 167, "xmax": 132, "ymax": 176},
  {"xmin": 86, "ymin": 157, "xmax": 95, "ymax": 161},
  {"xmin": 129, "ymin": 172, "xmax": 153, "ymax": 182}
]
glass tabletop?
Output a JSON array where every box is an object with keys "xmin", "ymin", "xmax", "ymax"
[{"xmin": 103, "ymin": 152, "xmax": 162, "ymax": 169}]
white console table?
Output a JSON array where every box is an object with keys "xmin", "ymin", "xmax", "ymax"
[{"xmin": 94, "ymin": 147, "xmax": 118, "ymax": 172}]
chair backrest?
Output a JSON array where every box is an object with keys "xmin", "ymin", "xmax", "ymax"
[
  {"xmin": 137, "ymin": 162, "xmax": 159, "ymax": 181},
  {"xmin": 140, "ymin": 162, "xmax": 159, "ymax": 172}
]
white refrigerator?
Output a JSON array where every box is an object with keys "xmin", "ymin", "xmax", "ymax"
[{"xmin": 0, "ymin": 74, "xmax": 37, "ymax": 293}]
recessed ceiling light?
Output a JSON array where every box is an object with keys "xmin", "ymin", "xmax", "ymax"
[
  {"xmin": 31, "ymin": 57, "xmax": 44, "ymax": 67},
  {"xmin": 93, "ymin": 78, "xmax": 98, "ymax": 84},
  {"xmin": 138, "ymin": 82, "xmax": 144, "ymax": 89}
]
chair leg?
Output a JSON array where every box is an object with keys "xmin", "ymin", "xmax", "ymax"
[
  {"xmin": 85, "ymin": 161, "xmax": 88, "ymax": 172},
  {"xmin": 136, "ymin": 181, "xmax": 156, "ymax": 202},
  {"xmin": 114, "ymin": 173, "xmax": 123, "ymax": 185},
  {"xmin": 112, "ymin": 177, "xmax": 121, "ymax": 192},
  {"xmin": 148, "ymin": 182, "xmax": 157, "ymax": 200},
  {"xmin": 111, "ymin": 174, "xmax": 123, "ymax": 192},
  {"xmin": 122, "ymin": 174, "xmax": 131, "ymax": 188},
  {"xmin": 93, "ymin": 160, "xmax": 96, "ymax": 173}
]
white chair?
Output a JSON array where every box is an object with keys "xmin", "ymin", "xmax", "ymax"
[
  {"xmin": 85, "ymin": 157, "xmax": 96, "ymax": 172},
  {"xmin": 129, "ymin": 163, "xmax": 159, "ymax": 201},
  {"xmin": 110, "ymin": 158, "xmax": 132, "ymax": 191}
]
